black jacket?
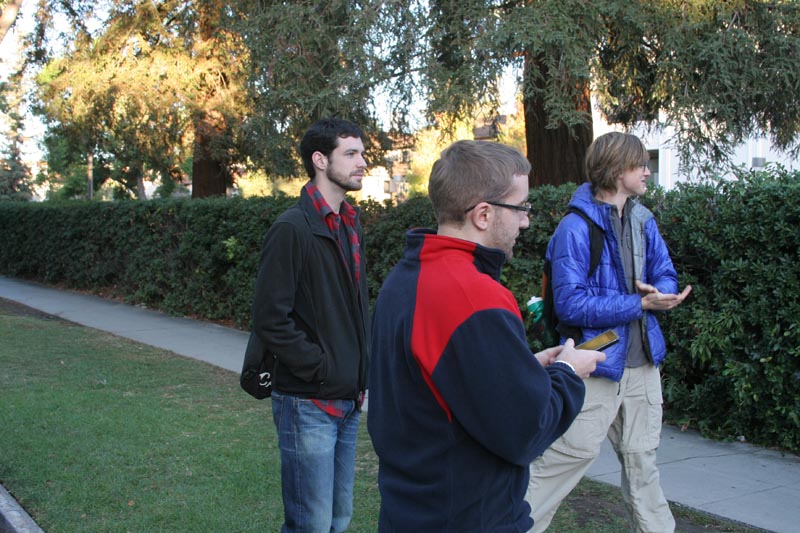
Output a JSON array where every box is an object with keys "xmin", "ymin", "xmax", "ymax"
[{"xmin": 251, "ymin": 188, "xmax": 369, "ymax": 400}]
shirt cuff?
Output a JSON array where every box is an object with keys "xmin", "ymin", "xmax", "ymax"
[{"xmin": 552, "ymin": 360, "xmax": 576, "ymax": 374}]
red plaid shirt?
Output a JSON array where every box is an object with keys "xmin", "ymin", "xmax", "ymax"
[
  {"xmin": 305, "ymin": 182, "xmax": 364, "ymax": 416},
  {"xmin": 306, "ymin": 183, "xmax": 361, "ymax": 285}
]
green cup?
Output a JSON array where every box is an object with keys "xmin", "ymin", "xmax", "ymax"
[{"xmin": 527, "ymin": 296, "xmax": 543, "ymax": 323}]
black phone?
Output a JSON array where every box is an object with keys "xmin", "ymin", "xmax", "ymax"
[{"xmin": 576, "ymin": 330, "xmax": 620, "ymax": 351}]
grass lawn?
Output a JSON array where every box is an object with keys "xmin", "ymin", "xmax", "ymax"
[{"xmin": 0, "ymin": 299, "xmax": 765, "ymax": 532}]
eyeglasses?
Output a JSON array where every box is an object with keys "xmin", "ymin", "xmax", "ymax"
[{"xmin": 464, "ymin": 201, "xmax": 533, "ymax": 217}]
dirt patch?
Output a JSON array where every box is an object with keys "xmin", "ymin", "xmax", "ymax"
[
  {"xmin": 565, "ymin": 492, "xmax": 762, "ymax": 532},
  {"xmin": 0, "ymin": 297, "xmax": 69, "ymax": 322}
]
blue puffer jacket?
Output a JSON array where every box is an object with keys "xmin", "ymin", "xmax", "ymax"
[{"xmin": 546, "ymin": 183, "xmax": 679, "ymax": 381}]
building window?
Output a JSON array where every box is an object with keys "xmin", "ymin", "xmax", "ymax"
[
  {"xmin": 384, "ymin": 180, "xmax": 391, "ymax": 194},
  {"xmin": 646, "ymin": 149, "xmax": 659, "ymax": 186}
]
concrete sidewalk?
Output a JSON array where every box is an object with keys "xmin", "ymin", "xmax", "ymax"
[{"xmin": 2, "ymin": 275, "xmax": 799, "ymax": 532}]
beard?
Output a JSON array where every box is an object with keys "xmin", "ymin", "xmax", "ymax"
[
  {"xmin": 326, "ymin": 167, "xmax": 363, "ymax": 192},
  {"xmin": 489, "ymin": 217, "xmax": 517, "ymax": 260}
]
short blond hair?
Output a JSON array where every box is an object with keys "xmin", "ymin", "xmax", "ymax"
[
  {"xmin": 585, "ymin": 132, "xmax": 649, "ymax": 193},
  {"xmin": 429, "ymin": 140, "xmax": 531, "ymax": 226}
]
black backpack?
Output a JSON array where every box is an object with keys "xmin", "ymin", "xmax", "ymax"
[{"xmin": 539, "ymin": 208, "xmax": 604, "ymax": 346}]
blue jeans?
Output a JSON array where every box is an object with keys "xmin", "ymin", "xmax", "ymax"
[{"xmin": 271, "ymin": 392, "xmax": 360, "ymax": 533}]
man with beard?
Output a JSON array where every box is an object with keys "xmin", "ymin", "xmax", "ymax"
[
  {"xmin": 250, "ymin": 118, "xmax": 370, "ymax": 532},
  {"xmin": 367, "ymin": 140, "xmax": 605, "ymax": 531}
]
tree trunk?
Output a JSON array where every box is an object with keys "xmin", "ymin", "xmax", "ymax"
[
  {"xmin": 189, "ymin": 3, "xmax": 230, "ymax": 199},
  {"xmin": 137, "ymin": 172, "xmax": 146, "ymax": 200},
  {"xmin": 191, "ymin": 114, "xmax": 228, "ymax": 198},
  {"xmin": 523, "ymin": 53, "xmax": 593, "ymax": 188},
  {"xmin": 86, "ymin": 151, "xmax": 93, "ymax": 200}
]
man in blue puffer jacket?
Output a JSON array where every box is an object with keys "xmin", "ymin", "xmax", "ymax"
[{"xmin": 525, "ymin": 132, "xmax": 692, "ymax": 533}]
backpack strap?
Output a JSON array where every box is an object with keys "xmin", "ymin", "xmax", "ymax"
[
  {"xmin": 540, "ymin": 207, "xmax": 605, "ymax": 345},
  {"xmin": 566, "ymin": 207, "xmax": 604, "ymax": 278}
]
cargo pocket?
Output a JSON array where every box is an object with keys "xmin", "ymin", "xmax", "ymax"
[
  {"xmin": 551, "ymin": 378, "xmax": 618, "ymax": 459},
  {"xmin": 644, "ymin": 366, "xmax": 664, "ymax": 449}
]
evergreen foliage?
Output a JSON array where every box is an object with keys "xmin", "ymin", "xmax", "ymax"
[
  {"xmin": 30, "ymin": 0, "xmax": 249, "ymax": 198},
  {"xmin": 19, "ymin": 0, "xmax": 800, "ymax": 194},
  {"xmin": 0, "ymin": 139, "xmax": 31, "ymax": 201},
  {"xmin": 655, "ymin": 169, "xmax": 800, "ymax": 450},
  {"xmin": 0, "ymin": 62, "xmax": 32, "ymax": 201}
]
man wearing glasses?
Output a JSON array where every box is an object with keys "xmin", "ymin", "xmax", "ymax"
[{"xmin": 367, "ymin": 140, "xmax": 605, "ymax": 531}]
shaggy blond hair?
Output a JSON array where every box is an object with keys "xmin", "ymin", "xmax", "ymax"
[{"xmin": 585, "ymin": 132, "xmax": 649, "ymax": 193}]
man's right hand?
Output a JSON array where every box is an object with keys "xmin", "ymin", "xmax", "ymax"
[
  {"xmin": 639, "ymin": 282, "xmax": 692, "ymax": 311},
  {"xmin": 555, "ymin": 338, "xmax": 606, "ymax": 379}
]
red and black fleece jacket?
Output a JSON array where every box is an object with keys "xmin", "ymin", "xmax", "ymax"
[{"xmin": 367, "ymin": 228, "xmax": 586, "ymax": 532}]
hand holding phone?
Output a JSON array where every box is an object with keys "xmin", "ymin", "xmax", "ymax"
[
  {"xmin": 555, "ymin": 337, "xmax": 608, "ymax": 378},
  {"xmin": 576, "ymin": 330, "xmax": 619, "ymax": 351}
]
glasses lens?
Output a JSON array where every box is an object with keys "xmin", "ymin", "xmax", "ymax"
[{"xmin": 521, "ymin": 203, "xmax": 532, "ymax": 217}]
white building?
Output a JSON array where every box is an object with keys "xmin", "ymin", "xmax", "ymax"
[{"xmin": 356, "ymin": 166, "xmax": 409, "ymax": 204}]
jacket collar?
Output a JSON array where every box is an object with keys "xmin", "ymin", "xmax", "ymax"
[
  {"xmin": 405, "ymin": 228, "xmax": 507, "ymax": 281},
  {"xmin": 569, "ymin": 182, "xmax": 644, "ymax": 230},
  {"xmin": 299, "ymin": 186, "xmax": 361, "ymax": 237}
]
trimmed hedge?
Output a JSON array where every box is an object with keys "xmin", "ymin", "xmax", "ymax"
[
  {"xmin": 0, "ymin": 196, "xmax": 294, "ymax": 327},
  {"xmin": 1, "ymin": 169, "xmax": 798, "ymax": 452},
  {"xmin": 654, "ymin": 170, "xmax": 800, "ymax": 451}
]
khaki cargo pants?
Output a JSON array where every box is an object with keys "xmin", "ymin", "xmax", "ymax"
[{"xmin": 525, "ymin": 364, "xmax": 675, "ymax": 533}]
